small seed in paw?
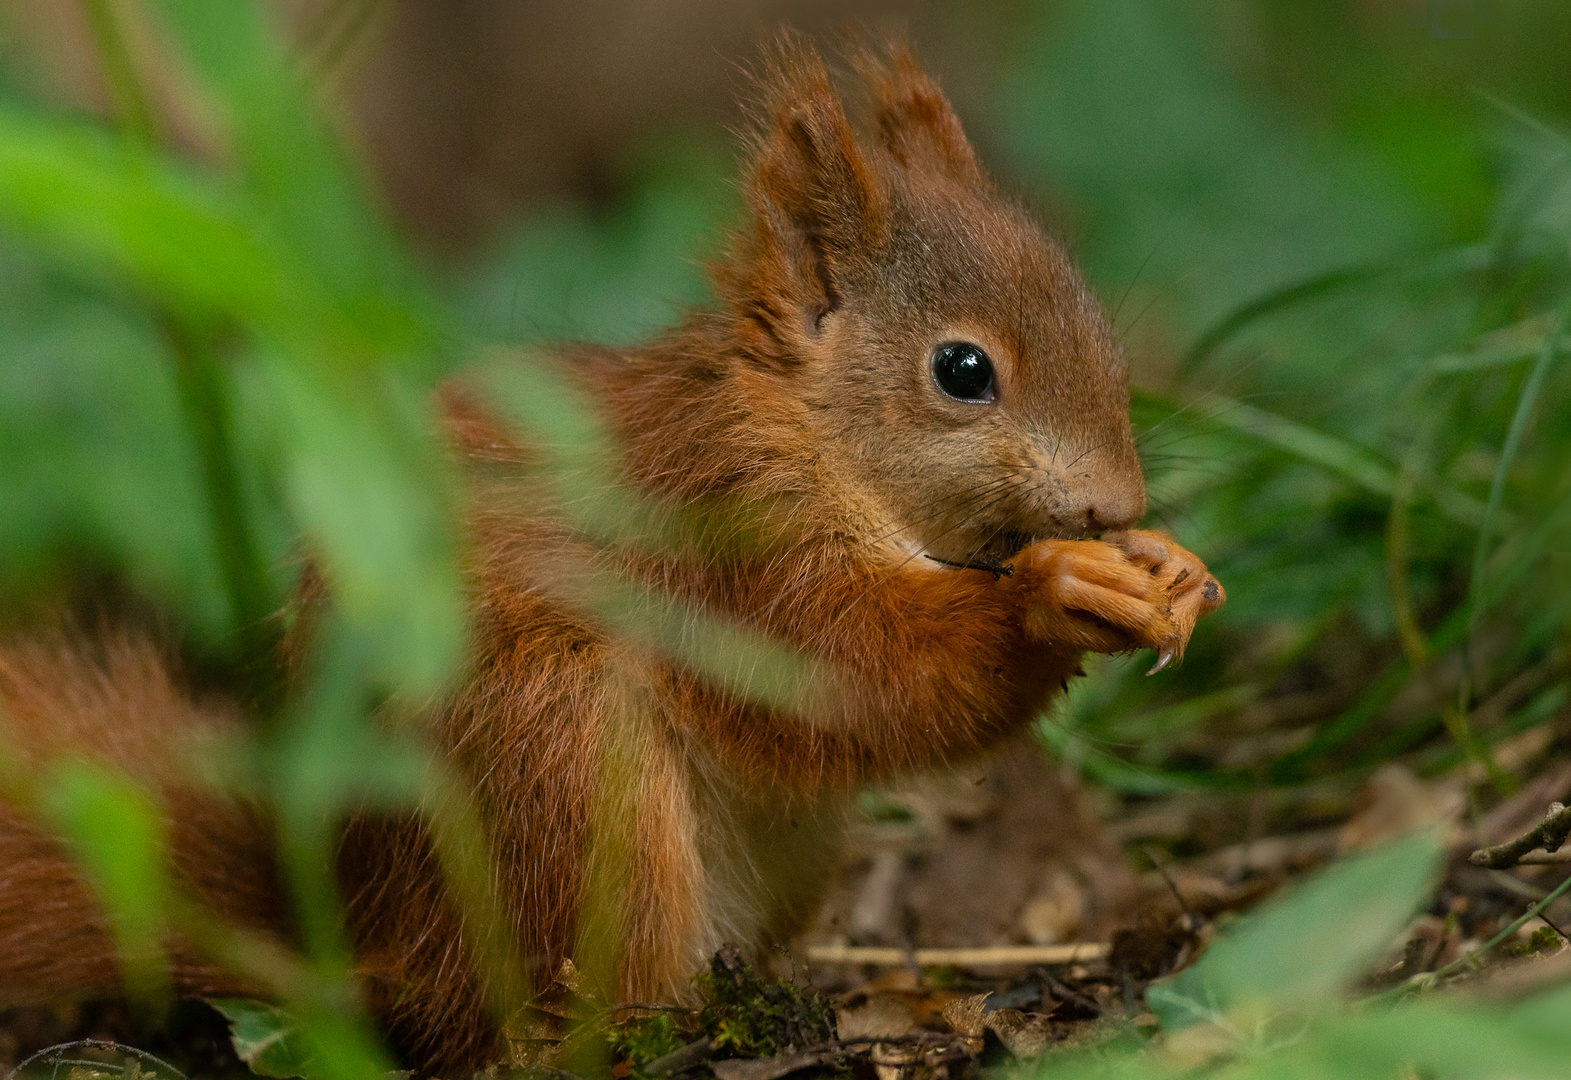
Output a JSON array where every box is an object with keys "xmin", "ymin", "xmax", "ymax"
[{"xmin": 1203, "ymin": 578, "xmax": 1219, "ymax": 602}]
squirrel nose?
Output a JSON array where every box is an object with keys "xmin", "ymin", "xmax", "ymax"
[{"xmin": 1085, "ymin": 490, "xmax": 1144, "ymax": 533}]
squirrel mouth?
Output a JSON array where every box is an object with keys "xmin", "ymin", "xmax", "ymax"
[
  {"xmin": 968, "ymin": 530, "xmax": 1035, "ymax": 568},
  {"xmin": 920, "ymin": 530, "xmax": 1035, "ymax": 577},
  {"xmin": 918, "ymin": 528, "xmax": 1042, "ymax": 576}
]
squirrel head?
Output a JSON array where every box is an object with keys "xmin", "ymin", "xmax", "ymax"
[{"xmin": 714, "ymin": 38, "xmax": 1145, "ymax": 567}]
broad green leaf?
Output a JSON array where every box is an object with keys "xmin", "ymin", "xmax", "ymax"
[
  {"xmin": 1290, "ymin": 992, "xmax": 1571, "ymax": 1080},
  {"xmin": 209, "ymin": 994, "xmax": 395, "ymax": 1080},
  {"xmin": 0, "ymin": 107, "xmax": 335, "ymax": 341},
  {"xmin": 1152, "ymin": 830, "xmax": 1443, "ymax": 1024},
  {"xmin": 209, "ymin": 998, "xmax": 313, "ymax": 1079},
  {"xmin": 249, "ymin": 351, "xmax": 464, "ymax": 696}
]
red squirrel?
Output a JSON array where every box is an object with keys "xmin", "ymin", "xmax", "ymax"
[{"xmin": 0, "ymin": 38, "xmax": 1223, "ymax": 1073}]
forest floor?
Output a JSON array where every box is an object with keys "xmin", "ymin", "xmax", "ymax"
[
  {"xmin": 4, "ymin": 727, "xmax": 1571, "ymax": 1080},
  {"xmin": 776, "ymin": 728, "xmax": 1571, "ymax": 1078}
]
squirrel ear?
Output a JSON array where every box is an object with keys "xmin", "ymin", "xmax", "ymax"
[
  {"xmin": 732, "ymin": 36, "xmax": 886, "ymax": 358},
  {"xmin": 859, "ymin": 43, "xmax": 982, "ymax": 186}
]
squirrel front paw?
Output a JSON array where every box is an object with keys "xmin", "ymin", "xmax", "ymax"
[
  {"xmin": 1104, "ymin": 529, "xmax": 1226, "ymax": 673},
  {"xmin": 1016, "ymin": 539, "xmax": 1174, "ymax": 655},
  {"xmin": 1016, "ymin": 532, "xmax": 1224, "ymax": 671}
]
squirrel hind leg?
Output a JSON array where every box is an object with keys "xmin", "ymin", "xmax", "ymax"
[
  {"xmin": 0, "ymin": 630, "xmax": 289, "ymax": 1005},
  {"xmin": 0, "ymin": 802, "xmax": 125, "ymax": 1002}
]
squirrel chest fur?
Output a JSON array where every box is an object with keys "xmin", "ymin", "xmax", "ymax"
[{"xmin": 0, "ymin": 39, "xmax": 1223, "ymax": 1074}]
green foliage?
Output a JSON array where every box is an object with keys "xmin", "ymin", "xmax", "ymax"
[
  {"xmin": 1011, "ymin": 2, "xmax": 1571, "ymax": 794},
  {"xmin": 608, "ymin": 955, "xmax": 834, "ymax": 1078},
  {"xmin": 1032, "ymin": 834, "xmax": 1571, "ymax": 1080},
  {"xmin": 456, "ymin": 135, "xmax": 733, "ymax": 349},
  {"xmin": 1507, "ymin": 925, "xmax": 1564, "ymax": 959},
  {"xmin": 611, "ymin": 1013, "xmax": 686, "ymax": 1077},
  {"xmin": 690, "ymin": 952, "xmax": 834, "ymax": 1060},
  {"xmin": 1148, "ymin": 831, "xmax": 1444, "ymax": 1025},
  {"xmin": 208, "ymin": 999, "xmax": 314, "ymax": 1080},
  {"xmin": 41, "ymin": 762, "xmax": 172, "ymax": 1012},
  {"xmin": 0, "ymin": 2, "xmax": 463, "ymax": 1076}
]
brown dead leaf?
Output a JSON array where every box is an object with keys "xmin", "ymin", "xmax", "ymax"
[
  {"xmin": 834, "ymin": 989, "xmax": 919, "ymax": 1042},
  {"xmin": 982, "ymin": 1008, "xmax": 1055, "ymax": 1059},
  {"xmin": 937, "ymin": 993, "xmax": 1056, "ymax": 1059},
  {"xmin": 1109, "ymin": 918, "xmax": 1196, "ymax": 981},
  {"xmin": 937, "ymin": 993, "xmax": 989, "ymax": 1039},
  {"xmin": 1338, "ymin": 764, "xmax": 1463, "ymax": 852},
  {"xmin": 1019, "ymin": 865, "xmax": 1085, "ymax": 944}
]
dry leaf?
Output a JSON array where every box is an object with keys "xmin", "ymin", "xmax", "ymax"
[
  {"xmin": 1339, "ymin": 765, "xmax": 1463, "ymax": 852},
  {"xmin": 981, "ymin": 1008, "xmax": 1055, "ymax": 1058},
  {"xmin": 1019, "ymin": 865, "xmax": 1085, "ymax": 944}
]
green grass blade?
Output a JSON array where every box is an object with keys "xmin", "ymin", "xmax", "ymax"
[
  {"xmin": 1180, "ymin": 245, "xmax": 1490, "ymax": 373},
  {"xmin": 153, "ymin": 0, "xmax": 431, "ymax": 353},
  {"xmin": 1469, "ymin": 314, "xmax": 1561, "ymax": 636},
  {"xmin": 42, "ymin": 762, "xmax": 173, "ymax": 1013},
  {"xmin": 0, "ymin": 107, "xmax": 336, "ymax": 340}
]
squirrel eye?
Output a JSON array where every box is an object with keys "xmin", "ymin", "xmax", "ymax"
[{"xmin": 932, "ymin": 342, "xmax": 996, "ymax": 402}]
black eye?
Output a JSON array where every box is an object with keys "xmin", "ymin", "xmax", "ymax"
[{"xmin": 932, "ymin": 342, "xmax": 995, "ymax": 402}]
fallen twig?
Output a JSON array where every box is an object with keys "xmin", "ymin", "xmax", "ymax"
[
  {"xmin": 1048, "ymin": 976, "xmax": 1102, "ymax": 1016},
  {"xmin": 710, "ymin": 1050, "xmax": 837, "ymax": 1080},
  {"xmin": 1144, "ymin": 845, "xmax": 1203, "ymax": 929},
  {"xmin": 1470, "ymin": 802, "xmax": 1571, "ymax": 869},
  {"xmin": 644, "ymin": 1038, "xmax": 716, "ymax": 1077},
  {"xmin": 805, "ymin": 943, "xmax": 1108, "ymax": 967}
]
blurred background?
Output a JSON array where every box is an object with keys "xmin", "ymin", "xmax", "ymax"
[{"xmin": 0, "ymin": 0, "xmax": 1569, "ymax": 1054}]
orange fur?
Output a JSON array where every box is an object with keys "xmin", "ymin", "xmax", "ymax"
[{"xmin": 0, "ymin": 37, "xmax": 1223, "ymax": 1074}]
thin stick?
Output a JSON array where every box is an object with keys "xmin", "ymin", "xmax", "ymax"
[
  {"xmin": 805, "ymin": 943, "xmax": 1108, "ymax": 967},
  {"xmin": 1143, "ymin": 845, "xmax": 1202, "ymax": 929},
  {"xmin": 1470, "ymin": 802, "xmax": 1571, "ymax": 869}
]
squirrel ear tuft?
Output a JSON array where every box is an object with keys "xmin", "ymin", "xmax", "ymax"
[
  {"xmin": 730, "ymin": 34, "xmax": 885, "ymax": 359},
  {"xmin": 857, "ymin": 42, "xmax": 982, "ymax": 186}
]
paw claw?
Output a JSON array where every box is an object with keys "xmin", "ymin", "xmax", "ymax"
[{"xmin": 1147, "ymin": 644, "xmax": 1176, "ymax": 676}]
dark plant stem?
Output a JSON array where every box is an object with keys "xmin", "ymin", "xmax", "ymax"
[
  {"xmin": 162, "ymin": 319, "xmax": 282, "ymax": 706},
  {"xmin": 1434, "ymin": 869, "xmax": 1571, "ymax": 981},
  {"xmin": 81, "ymin": 0, "xmax": 283, "ymax": 706},
  {"xmin": 302, "ymin": 0, "xmax": 392, "ymax": 85},
  {"xmin": 78, "ymin": 0, "xmax": 155, "ymax": 144}
]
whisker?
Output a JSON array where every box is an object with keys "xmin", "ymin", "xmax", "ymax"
[
  {"xmin": 1112, "ymin": 241, "xmax": 1163, "ymax": 331},
  {"xmin": 1064, "ymin": 438, "xmax": 1114, "ymax": 471},
  {"xmin": 1133, "ymin": 356, "xmax": 1275, "ymax": 447}
]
